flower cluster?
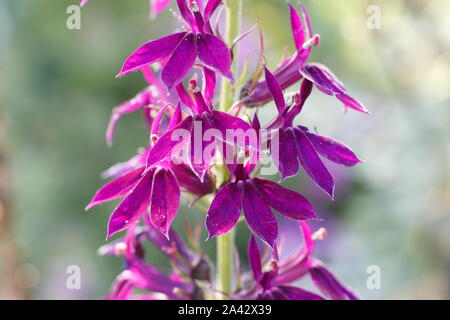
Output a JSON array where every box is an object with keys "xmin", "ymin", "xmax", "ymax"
[{"xmin": 85, "ymin": 0, "xmax": 367, "ymax": 300}]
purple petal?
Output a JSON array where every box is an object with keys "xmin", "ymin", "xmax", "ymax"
[
  {"xmin": 211, "ymin": 111, "xmax": 257, "ymax": 150},
  {"xmin": 106, "ymin": 88, "xmax": 152, "ymax": 146},
  {"xmin": 188, "ymin": 116, "xmax": 213, "ymax": 181},
  {"xmin": 86, "ymin": 166, "xmax": 145, "ymax": 210},
  {"xmin": 80, "ymin": 0, "xmax": 90, "ymax": 7},
  {"xmin": 309, "ymin": 264, "xmax": 359, "ymax": 300},
  {"xmin": 300, "ymin": 63, "xmax": 370, "ymax": 114},
  {"xmin": 288, "ymin": 2, "xmax": 305, "ymax": 52},
  {"xmin": 106, "ymin": 169, "xmax": 155, "ymax": 239},
  {"xmin": 176, "ymin": 0, "xmax": 196, "ymax": 28},
  {"xmin": 293, "ymin": 127, "xmax": 335, "ymax": 198},
  {"xmin": 168, "ymin": 102, "xmax": 183, "ymax": 130},
  {"xmin": 301, "ymin": 128, "xmax": 363, "ymax": 166},
  {"xmin": 206, "ymin": 182, "xmax": 242, "ymax": 239},
  {"xmin": 242, "ymin": 181, "xmax": 278, "ymax": 247},
  {"xmin": 161, "ymin": 33, "xmax": 197, "ymax": 89},
  {"xmin": 146, "ymin": 116, "xmax": 193, "ymax": 167},
  {"xmin": 175, "ymin": 83, "xmax": 196, "ymax": 113},
  {"xmin": 248, "ymin": 236, "xmax": 263, "ymax": 281},
  {"xmin": 149, "ymin": 168, "xmax": 180, "ymax": 237},
  {"xmin": 203, "ymin": 0, "xmax": 222, "ymax": 21},
  {"xmin": 253, "ymin": 178, "xmax": 317, "ymax": 220},
  {"xmin": 264, "ymin": 67, "xmax": 286, "ymax": 113},
  {"xmin": 128, "ymin": 258, "xmax": 191, "ymax": 298},
  {"xmin": 271, "ymin": 129, "xmax": 300, "ymax": 180},
  {"xmin": 202, "ymin": 67, "xmax": 216, "ymax": 104},
  {"xmin": 117, "ymin": 32, "xmax": 186, "ymax": 77},
  {"xmin": 170, "ymin": 163, "xmax": 212, "ymax": 197},
  {"xmin": 197, "ymin": 33, "xmax": 233, "ymax": 79},
  {"xmin": 277, "ymin": 285, "xmax": 324, "ymax": 300},
  {"xmin": 150, "ymin": 0, "xmax": 172, "ymax": 19}
]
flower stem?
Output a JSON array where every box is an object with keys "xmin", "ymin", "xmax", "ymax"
[
  {"xmin": 216, "ymin": 0, "xmax": 242, "ymax": 299},
  {"xmin": 219, "ymin": 0, "xmax": 243, "ymax": 112}
]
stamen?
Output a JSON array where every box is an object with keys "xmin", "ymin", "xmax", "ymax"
[
  {"xmin": 302, "ymin": 34, "xmax": 321, "ymax": 50},
  {"xmin": 114, "ymin": 242, "xmax": 127, "ymax": 256},
  {"xmin": 312, "ymin": 227, "xmax": 327, "ymax": 241}
]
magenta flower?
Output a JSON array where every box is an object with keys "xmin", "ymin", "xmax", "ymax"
[
  {"xmin": 146, "ymin": 79, "xmax": 254, "ymax": 182},
  {"xmin": 86, "ymin": 104, "xmax": 213, "ymax": 238},
  {"xmin": 264, "ymin": 67, "xmax": 363, "ymax": 197},
  {"xmin": 237, "ymin": 222, "xmax": 358, "ymax": 300},
  {"xmin": 83, "ymin": 0, "xmax": 368, "ymax": 301},
  {"xmin": 103, "ymin": 222, "xmax": 208, "ymax": 300},
  {"xmin": 206, "ymin": 127, "xmax": 317, "ymax": 247},
  {"xmin": 242, "ymin": 2, "xmax": 369, "ymax": 114},
  {"xmin": 117, "ymin": 0, "xmax": 231, "ymax": 89}
]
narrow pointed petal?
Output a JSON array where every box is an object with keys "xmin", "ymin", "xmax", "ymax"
[
  {"xmin": 117, "ymin": 32, "xmax": 186, "ymax": 77},
  {"xmin": 86, "ymin": 166, "xmax": 145, "ymax": 210},
  {"xmin": 150, "ymin": 0, "xmax": 172, "ymax": 19},
  {"xmin": 168, "ymin": 102, "xmax": 183, "ymax": 130},
  {"xmin": 204, "ymin": 0, "xmax": 222, "ymax": 21},
  {"xmin": 150, "ymin": 169, "xmax": 180, "ymax": 237},
  {"xmin": 170, "ymin": 163, "xmax": 212, "ymax": 197},
  {"xmin": 106, "ymin": 89, "xmax": 152, "ymax": 146},
  {"xmin": 294, "ymin": 127, "xmax": 335, "ymax": 198},
  {"xmin": 176, "ymin": 0, "xmax": 196, "ymax": 28},
  {"xmin": 211, "ymin": 111, "xmax": 257, "ymax": 150},
  {"xmin": 197, "ymin": 33, "xmax": 233, "ymax": 79},
  {"xmin": 264, "ymin": 67, "xmax": 286, "ymax": 113},
  {"xmin": 107, "ymin": 170, "xmax": 155, "ymax": 239},
  {"xmin": 300, "ymin": 63, "xmax": 369, "ymax": 114},
  {"xmin": 146, "ymin": 116, "xmax": 193, "ymax": 167},
  {"xmin": 188, "ymin": 116, "xmax": 213, "ymax": 181},
  {"xmin": 302, "ymin": 128, "xmax": 363, "ymax": 166},
  {"xmin": 175, "ymin": 83, "xmax": 196, "ymax": 113},
  {"xmin": 248, "ymin": 236, "xmax": 263, "ymax": 281},
  {"xmin": 80, "ymin": 0, "xmax": 90, "ymax": 7},
  {"xmin": 310, "ymin": 264, "xmax": 359, "ymax": 300},
  {"xmin": 288, "ymin": 2, "xmax": 305, "ymax": 52},
  {"xmin": 202, "ymin": 67, "xmax": 216, "ymax": 104},
  {"xmin": 206, "ymin": 182, "xmax": 242, "ymax": 239},
  {"xmin": 278, "ymin": 285, "xmax": 324, "ymax": 300},
  {"xmin": 242, "ymin": 181, "xmax": 278, "ymax": 247},
  {"xmin": 161, "ymin": 34, "xmax": 197, "ymax": 89},
  {"xmin": 253, "ymin": 178, "xmax": 317, "ymax": 220},
  {"xmin": 271, "ymin": 129, "xmax": 300, "ymax": 180}
]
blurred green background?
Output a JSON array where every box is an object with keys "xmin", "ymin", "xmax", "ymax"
[{"xmin": 0, "ymin": 0, "xmax": 448, "ymax": 299}]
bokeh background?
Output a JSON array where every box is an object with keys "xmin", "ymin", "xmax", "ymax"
[{"xmin": 0, "ymin": 0, "xmax": 448, "ymax": 299}]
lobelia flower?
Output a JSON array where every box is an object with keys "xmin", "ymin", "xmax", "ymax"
[
  {"xmin": 264, "ymin": 66, "xmax": 363, "ymax": 198},
  {"xmin": 102, "ymin": 222, "xmax": 210, "ymax": 300},
  {"xmin": 86, "ymin": 103, "xmax": 213, "ymax": 239},
  {"xmin": 146, "ymin": 78, "xmax": 255, "ymax": 182},
  {"xmin": 236, "ymin": 222, "xmax": 358, "ymax": 300},
  {"xmin": 116, "ymin": 0, "xmax": 231, "ymax": 90},
  {"xmin": 242, "ymin": 2, "xmax": 369, "ymax": 114},
  {"xmin": 205, "ymin": 117, "xmax": 318, "ymax": 248}
]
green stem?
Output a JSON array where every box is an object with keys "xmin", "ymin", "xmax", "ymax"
[
  {"xmin": 219, "ymin": 0, "xmax": 243, "ymax": 112},
  {"xmin": 216, "ymin": 0, "xmax": 242, "ymax": 299},
  {"xmin": 216, "ymin": 230, "xmax": 234, "ymax": 298}
]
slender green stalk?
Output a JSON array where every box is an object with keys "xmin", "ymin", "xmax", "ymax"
[
  {"xmin": 216, "ymin": 0, "xmax": 242, "ymax": 299},
  {"xmin": 219, "ymin": 0, "xmax": 243, "ymax": 112}
]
